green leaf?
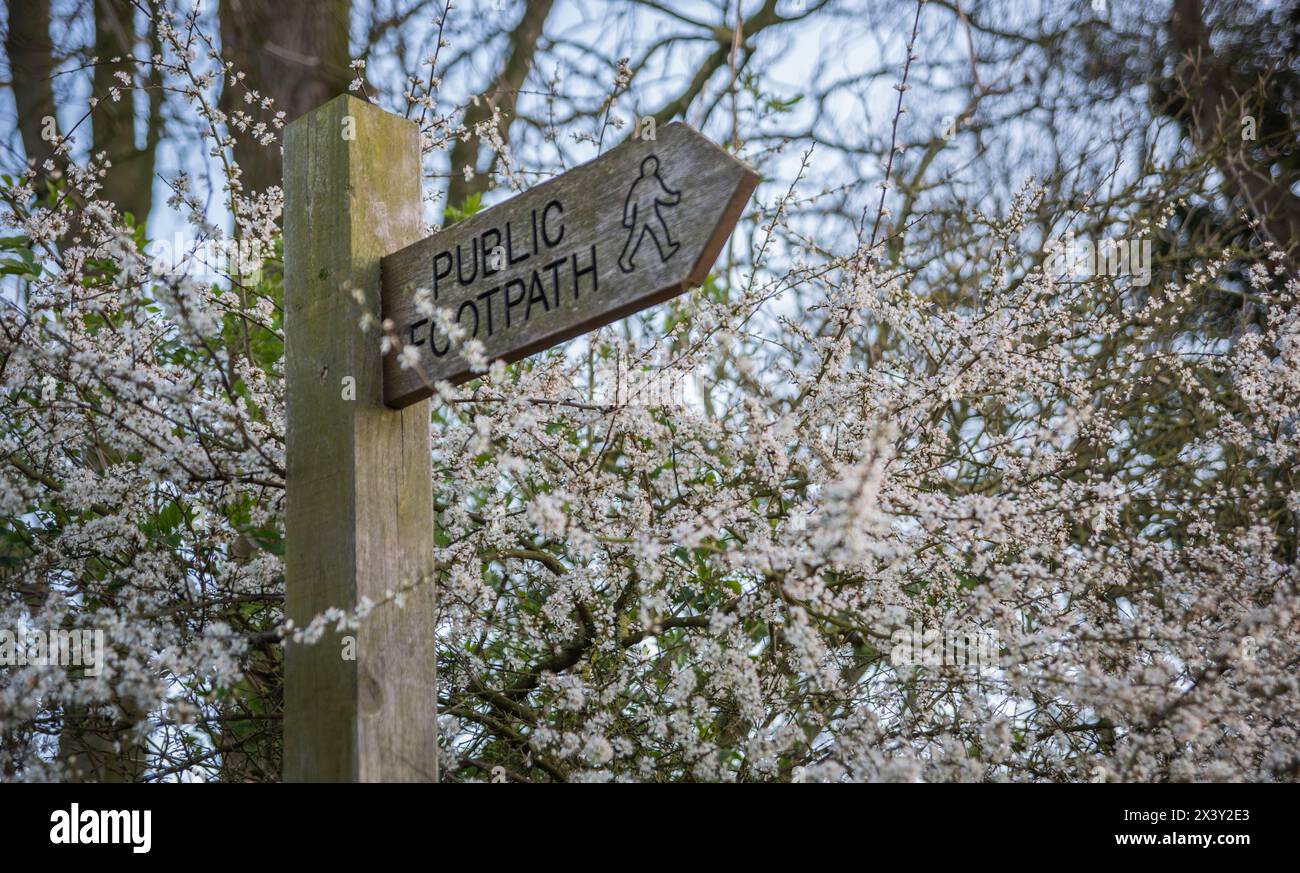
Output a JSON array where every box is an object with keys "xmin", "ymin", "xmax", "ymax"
[{"xmin": 445, "ymin": 192, "xmax": 484, "ymax": 224}]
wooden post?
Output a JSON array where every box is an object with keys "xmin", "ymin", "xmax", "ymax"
[{"xmin": 282, "ymin": 95, "xmax": 437, "ymax": 781}]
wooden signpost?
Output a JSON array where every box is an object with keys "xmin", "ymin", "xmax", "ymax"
[
  {"xmin": 283, "ymin": 94, "xmax": 756, "ymax": 781},
  {"xmin": 380, "ymin": 121, "xmax": 759, "ymax": 407}
]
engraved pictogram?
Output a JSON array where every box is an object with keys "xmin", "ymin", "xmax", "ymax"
[{"xmin": 618, "ymin": 155, "xmax": 681, "ymax": 273}]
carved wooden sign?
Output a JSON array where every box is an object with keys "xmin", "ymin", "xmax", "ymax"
[{"xmin": 379, "ymin": 122, "xmax": 759, "ymax": 408}]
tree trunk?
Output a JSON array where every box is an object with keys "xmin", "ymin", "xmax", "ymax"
[
  {"xmin": 91, "ymin": 0, "xmax": 161, "ymax": 226},
  {"xmin": 1168, "ymin": 0, "xmax": 1300, "ymax": 263},
  {"xmin": 218, "ymin": 0, "xmax": 353, "ymax": 196},
  {"xmin": 5, "ymin": 0, "xmax": 59, "ymax": 197}
]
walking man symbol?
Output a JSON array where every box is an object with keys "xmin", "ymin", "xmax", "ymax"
[{"xmin": 618, "ymin": 155, "xmax": 682, "ymax": 273}]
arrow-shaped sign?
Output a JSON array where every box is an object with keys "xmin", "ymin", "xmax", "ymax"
[{"xmin": 379, "ymin": 122, "xmax": 758, "ymax": 408}]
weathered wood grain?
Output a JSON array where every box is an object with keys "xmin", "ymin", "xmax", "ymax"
[
  {"xmin": 380, "ymin": 122, "xmax": 758, "ymax": 407},
  {"xmin": 283, "ymin": 95, "xmax": 437, "ymax": 782}
]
